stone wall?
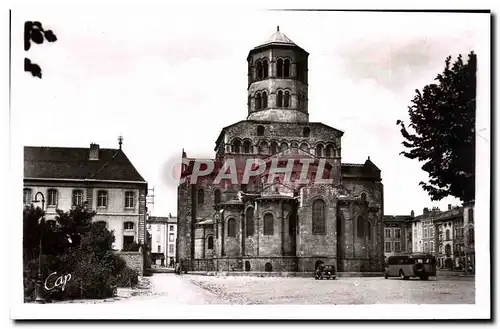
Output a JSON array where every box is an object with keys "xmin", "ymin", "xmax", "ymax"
[{"xmin": 117, "ymin": 251, "xmax": 144, "ymax": 276}]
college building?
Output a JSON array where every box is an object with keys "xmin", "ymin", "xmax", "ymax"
[{"xmin": 23, "ymin": 141, "xmax": 148, "ymax": 252}]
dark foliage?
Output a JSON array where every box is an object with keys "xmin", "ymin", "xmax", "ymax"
[
  {"xmin": 24, "ymin": 21, "xmax": 58, "ymax": 78},
  {"xmin": 23, "ymin": 206, "xmax": 139, "ymax": 301},
  {"xmin": 397, "ymin": 52, "xmax": 476, "ymax": 202}
]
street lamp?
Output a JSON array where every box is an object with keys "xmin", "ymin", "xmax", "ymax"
[{"xmin": 32, "ymin": 192, "xmax": 45, "ymax": 304}]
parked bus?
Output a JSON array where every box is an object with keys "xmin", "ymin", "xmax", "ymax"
[{"xmin": 384, "ymin": 253, "xmax": 436, "ymax": 280}]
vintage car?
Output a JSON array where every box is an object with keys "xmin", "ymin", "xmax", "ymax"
[{"xmin": 314, "ymin": 264, "xmax": 337, "ymax": 280}]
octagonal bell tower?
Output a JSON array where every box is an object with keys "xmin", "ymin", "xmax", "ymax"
[{"xmin": 247, "ymin": 27, "xmax": 309, "ymax": 122}]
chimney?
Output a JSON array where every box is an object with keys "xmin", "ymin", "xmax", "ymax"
[
  {"xmin": 423, "ymin": 207, "xmax": 429, "ymax": 215},
  {"xmin": 410, "ymin": 210, "xmax": 414, "ymax": 217},
  {"xmin": 448, "ymin": 204, "xmax": 452, "ymax": 210},
  {"xmin": 89, "ymin": 143, "xmax": 100, "ymax": 160}
]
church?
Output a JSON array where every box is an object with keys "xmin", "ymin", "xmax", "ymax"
[{"xmin": 177, "ymin": 28, "xmax": 385, "ymax": 274}]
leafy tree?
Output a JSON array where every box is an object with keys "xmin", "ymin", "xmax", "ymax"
[
  {"xmin": 397, "ymin": 52, "xmax": 476, "ymax": 202},
  {"xmin": 54, "ymin": 206, "xmax": 95, "ymax": 248},
  {"xmin": 23, "ymin": 206, "xmax": 139, "ymax": 301},
  {"xmin": 24, "ymin": 21, "xmax": 57, "ymax": 78}
]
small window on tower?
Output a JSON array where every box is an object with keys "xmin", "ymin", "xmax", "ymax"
[
  {"xmin": 256, "ymin": 61, "xmax": 263, "ymax": 80},
  {"xmin": 263, "ymin": 60, "xmax": 269, "ymax": 78},
  {"xmin": 277, "ymin": 58, "xmax": 283, "ymax": 77},
  {"xmin": 284, "ymin": 91, "xmax": 290, "ymax": 108},
  {"xmin": 262, "ymin": 91, "xmax": 268, "ymax": 109},
  {"xmin": 255, "ymin": 92, "xmax": 262, "ymax": 110},
  {"xmin": 284, "ymin": 59, "xmax": 290, "ymax": 78}
]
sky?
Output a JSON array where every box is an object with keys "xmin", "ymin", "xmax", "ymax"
[{"xmin": 12, "ymin": 8, "xmax": 490, "ymax": 217}]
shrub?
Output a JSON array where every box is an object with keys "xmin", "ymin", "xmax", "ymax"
[
  {"xmin": 116, "ymin": 267, "xmax": 139, "ymax": 287},
  {"xmin": 23, "ymin": 207, "xmax": 141, "ymax": 302}
]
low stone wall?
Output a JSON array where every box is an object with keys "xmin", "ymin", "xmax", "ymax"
[{"xmin": 116, "ymin": 251, "xmax": 144, "ymax": 276}]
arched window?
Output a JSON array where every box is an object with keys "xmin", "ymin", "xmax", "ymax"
[
  {"xmin": 291, "ymin": 141, "xmax": 298, "ymax": 149},
  {"xmin": 255, "ymin": 92, "xmax": 262, "ymax": 110},
  {"xmin": 300, "ymin": 143, "xmax": 309, "ymax": 152},
  {"xmin": 197, "ymin": 188, "xmax": 205, "ymax": 205},
  {"xmin": 245, "ymin": 261, "xmax": 251, "ymax": 271},
  {"xmin": 243, "ymin": 141, "xmax": 252, "ymax": 154},
  {"xmin": 361, "ymin": 193, "xmax": 367, "ymax": 202},
  {"xmin": 256, "ymin": 61, "xmax": 263, "ymax": 79},
  {"xmin": 312, "ymin": 199, "xmax": 326, "ymax": 234},
  {"xmin": 446, "ymin": 229, "xmax": 450, "ymax": 241},
  {"xmin": 284, "ymin": 91, "xmax": 290, "ymax": 108},
  {"xmin": 277, "ymin": 58, "xmax": 283, "ymax": 77},
  {"xmin": 326, "ymin": 145, "xmax": 334, "ymax": 158},
  {"xmin": 270, "ymin": 141, "xmax": 278, "ymax": 154},
  {"xmin": 207, "ymin": 236, "xmax": 214, "ymax": 250},
  {"xmin": 303, "ymin": 127, "xmax": 310, "ymax": 137},
  {"xmin": 280, "ymin": 142, "xmax": 288, "ymax": 152},
  {"xmin": 262, "ymin": 91, "xmax": 268, "ymax": 108},
  {"xmin": 263, "ymin": 60, "xmax": 269, "ymax": 78},
  {"xmin": 284, "ymin": 59, "xmax": 290, "ymax": 77},
  {"xmin": 259, "ymin": 141, "xmax": 269, "ymax": 154},
  {"xmin": 227, "ymin": 218, "xmax": 236, "ymax": 237},
  {"xmin": 277, "ymin": 90, "xmax": 283, "ymax": 107},
  {"xmin": 367, "ymin": 220, "xmax": 372, "ymax": 240},
  {"xmin": 265, "ymin": 262, "xmax": 273, "ymax": 272},
  {"xmin": 263, "ymin": 213, "xmax": 274, "ymax": 235},
  {"xmin": 214, "ymin": 189, "xmax": 221, "ymax": 204},
  {"xmin": 233, "ymin": 140, "xmax": 241, "ymax": 153},
  {"xmin": 246, "ymin": 207, "xmax": 254, "ymax": 236},
  {"xmin": 357, "ymin": 216, "xmax": 364, "ymax": 238},
  {"xmin": 257, "ymin": 125, "xmax": 265, "ymax": 136},
  {"xmin": 315, "ymin": 144, "xmax": 324, "ymax": 157},
  {"xmin": 302, "ymin": 95, "xmax": 307, "ymax": 109}
]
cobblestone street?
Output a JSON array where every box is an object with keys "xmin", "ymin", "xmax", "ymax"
[{"xmin": 110, "ymin": 273, "xmax": 475, "ymax": 305}]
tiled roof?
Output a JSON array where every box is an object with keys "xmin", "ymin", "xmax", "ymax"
[
  {"xmin": 24, "ymin": 146, "xmax": 146, "ymax": 182},
  {"xmin": 256, "ymin": 29, "xmax": 296, "ymax": 48}
]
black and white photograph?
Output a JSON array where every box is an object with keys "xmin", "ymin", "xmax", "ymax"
[{"xmin": 7, "ymin": 1, "xmax": 491, "ymax": 321}]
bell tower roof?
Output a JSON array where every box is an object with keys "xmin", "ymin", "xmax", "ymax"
[{"xmin": 255, "ymin": 26, "xmax": 296, "ymax": 48}]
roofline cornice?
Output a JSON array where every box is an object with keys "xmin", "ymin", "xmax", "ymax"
[{"xmin": 24, "ymin": 177, "xmax": 147, "ymax": 185}]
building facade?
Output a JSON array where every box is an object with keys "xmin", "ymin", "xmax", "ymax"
[
  {"xmin": 382, "ymin": 214, "xmax": 412, "ymax": 260},
  {"xmin": 462, "ymin": 200, "xmax": 475, "ymax": 274},
  {"xmin": 23, "ymin": 142, "xmax": 148, "ymax": 251},
  {"xmin": 433, "ymin": 205, "xmax": 465, "ymax": 270},
  {"xmin": 147, "ymin": 213, "xmax": 178, "ymax": 267},
  {"xmin": 177, "ymin": 29, "xmax": 385, "ymax": 273}
]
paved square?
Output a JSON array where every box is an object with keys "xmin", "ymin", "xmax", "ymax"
[{"xmin": 187, "ymin": 275, "xmax": 475, "ymax": 304}]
